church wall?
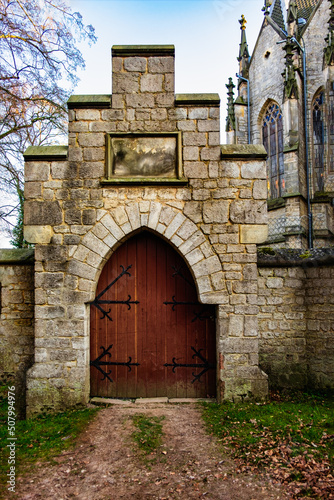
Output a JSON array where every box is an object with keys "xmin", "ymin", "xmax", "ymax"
[{"xmin": 248, "ymin": 21, "xmax": 285, "ymax": 146}]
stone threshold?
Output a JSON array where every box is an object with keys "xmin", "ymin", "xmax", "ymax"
[{"xmin": 90, "ymin": 397, "xmax": 215, "ymax": 406}]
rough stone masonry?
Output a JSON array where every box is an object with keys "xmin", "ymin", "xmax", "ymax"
[{"xmin": 19, "ymin": 45, "xmax": 271, "ymax": 416}]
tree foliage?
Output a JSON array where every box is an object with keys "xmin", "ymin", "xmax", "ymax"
[{"xmin": 0, "ymin": 0, "xmax": 96, "ymax": 245}]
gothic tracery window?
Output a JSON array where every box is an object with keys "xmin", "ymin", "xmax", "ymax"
[
  {"xmin": 312, "ymin": 91, "xmax": 325, "ymax": 192},
  {"xmin": 262, "ymin": 103, "xmax": 284, "ymax": 199}
]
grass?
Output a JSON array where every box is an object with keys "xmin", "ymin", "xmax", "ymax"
[
  {"xmin": 200, "ymin": 390, "xmax": 334, "ymax": 498},
  {"xmin": 131, "ymin": 414, "xmax": 165, "ymax": 460},
  {"xmin": 0, "ymin": 385, "xmax": 99, "ymax": 490}
]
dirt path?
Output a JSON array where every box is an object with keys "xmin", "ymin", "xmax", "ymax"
[{"xmin": 14, "ymin": 402, "xmax": 288, "ymax": 500}]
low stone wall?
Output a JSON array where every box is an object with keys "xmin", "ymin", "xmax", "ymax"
[
  {"xmin": 257, "ymin": 249, "xmax": 334, "ymax": 391},
  {"xmin": 0, "ymin": 250, "xmax": 35, "ymax": 418},
  {"xmin": 305, "ymin": 265, "xmax": 334, "ymax": 389}
]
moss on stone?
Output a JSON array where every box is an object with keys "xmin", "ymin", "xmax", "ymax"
[
  {"xmin": 258, "ymin": 247, "xmax": 276, "ymax": 256},
  {"xmin": 175, "ymin": 94, "xmax": 220, "ymax": 105},
  {"xmin": 23, "ymin": 145, "xmax": 68, "ymax": 160},
  {"xmin": 0, "ymin": 248, "xmax": 34, "ymax": 264}
]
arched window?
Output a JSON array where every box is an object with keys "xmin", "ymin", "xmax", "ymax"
[
  {"xmin": 262, "ymin": 103, "xmax": 284, "ymax": 199},
  {"xmin": 312, "ymin": 91, "xmax": 325, "ymax": 191}
]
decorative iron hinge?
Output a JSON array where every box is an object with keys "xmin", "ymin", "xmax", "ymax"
[
  {"xmin": 90, "ymin": 264, "xmax": 139, "ymax": 321},
  {"xmin": 90, "ymin": 344, "xmax": 140, "ymax": 383},
  {"xmin": 163, "ymin": 296, "xmax": 213, "ymax": 323},
  {"xmin": 164, "ymin": 346, "xmax": 215, "ymax": 383}
]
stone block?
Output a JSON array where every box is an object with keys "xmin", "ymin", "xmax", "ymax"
[
  {"xmin": 183, "ymin": 161, "xmax": 208, "ymax": 178},
  {"xmin": 125, "ymin": 203, "xmax": 141, "ymax": 230},
  {"xmin": 169, "ymin": 108, "xmax": 187, "ymax": 120},
  {"xmin": 68, "ymin": 260, "xmax": 96, "ymax": 281},
  {"xmin": 112, "ymin": 206, "xmax": 129, "ymax": 226},
  {"xmin": 198, "ymin": 120, "xmax": 220, "ymax": 132},
  {"xmin": 24, "ymin": 225, "xmax": 52, "ymax": 244},
  {"xmin": 203, "ymin": 201, "xmax": 229, "ymax": 223},
  {"xmin": 209, "ymin": 162, "xmax": 219, "ymax": 178},
  {"xmin": 83, "ymin": 148, "xmax": 105, "ymax": 162},
  {"xmin": 176, "ymin": 219, "xmax": 198, "ymax": 239},
  {"xmin": 24, "ymin": 182, "xmax": 42, "ymax": 198},
  {"xmin": 78, "ymin": 133, "xmax": 104, "ymax": 148},
  {"xmin": 148, "ymin": 56, "xmax": 174, "ymax": 73},
  {"xmin": 101, "ymin": 213, "xmax": 125, "ymax": 240},
  {"xmin": 155, "ymin": 93, "xmax": 174, "ymax": 107},
  {"xmin": 141, "ymin": 74, "xmax": 163, "ymax": 92},
  {"xmin": 197, "ymin": 275, "xmax": 212, "ymax": 294},
  {"xmin": 192, "ymin": 189, "xmax": 210, "ymax": 201},
  {"xmin": 159, "ymin": 206, "xmax": 176, "ymax": 225},
  {"xmin": 82, "ymin": 232, "xmax": 109, "ymax": 257},
  {"xmin": 112, "ymin": 73, "xmax": 139, "ymax": 93},
  {"xmin": 35, "ymin": 272, "xmax": 64, "ymax": 289},
  {"xmin": 220, "ymin": 338, "xmax": 258, "ymax": 354},
  {"xmin": 229, "ymin": 315, "xmax": 244, "ymax": 337},
  {"xmin": 24, "ymin": 200, "xmax": 63, "ymax": 226},
  {"xmin": 126, "ymin": 94, "xmax": 155, "ymax": 109},
  {"xmin": 177, "ymin": 120, "xmax": 196, "ymax": 131},
  {"xmin": 101, "ymin": 109, "xmax": 125, "ymax": 121},
  {"xmin": 179, "ymin": 230, "xmax": 206, "ymax": 255},
  {"xmin": 183, "ymin": 132, "xmax": 207, "ymax": 146},
  {"xmin": 25, "ymin": 162, "xmax": 50, "ymax": 182},
  {"xmin": 65, "ymin": 209, "xmax": 81, "ymax": 225},
  {"xmin": 244, "ymin": 316, "xmax": 258, "ymax": 337},
  {"xmin": 124, "ymin": 57, "xmax": 147, "ymax": 72},
  {"xmin": 220, "ymin": 162, "xmax": 240, "ymax": 178},
  {"xmin": 82, "ymin": 209, "xmax": 97, "ymax": 225},
  {"xmin": 241, "ymin": 161, "xmax": 266, "ymax": 179},
  {"xmin": 164, "ymin": 212, "xmax": 186, "ymax": 239},
  {"xmin": 76, "ymin": 109, "xmax": 101, "ymax": 121},
  {"xmin": 92, "ymin": 222, "xmax": 109, "ymax": 240},
  {"xmin": 253, "ymin": 179, "xmax": 268, "ymax": 200},
  {"xmin": 230, "ymin": 200, "xmax": 267, "ymax": 224},
  {"xmin": 151, "ymin": 109, "xmax": 167, "ymax": 121},
  {"xmin": 148, "ymin": 202, "xmax": 162, "ymax": 230},
  {"xmin": 188, "ymin": 108, "xmax": 208, "ymax": 119},
  {"xmin": 164, "ymin": 73, "xmax": 174, "ymax": 91},
  {"xmin": 266, "ymin": 277, "xmax": 284, "ymax": 289},
  {"xmin": 208, "ymin": 132, "xmax": 220, "ymax": 146},
  {"xmin": 183, "ymin": 202, "xmax": 202, "ymax": 223},
  {"xmin": 240, "ymin": 224, "xmax": 268, "ymax": 243},
  {"xmin": 35, "ymin": 305, "xmax": 66, "ymax": 320}
]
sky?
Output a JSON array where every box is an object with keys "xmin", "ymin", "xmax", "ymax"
[
  {"xmin": 69, "ymin": 0, "xmax": 266, "ymax": 115},
  {"xmin": 1, "ymin": 0, "xmax": 269, "ymax": 248}
]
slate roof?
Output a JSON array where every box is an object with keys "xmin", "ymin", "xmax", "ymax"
[
  {"xmin": 296, "ymin": 0, "xmax": 320, "ymax": 21},
  {"xmin": 271, "ymin": 0, "xmax": 286, "ymax": 32}
]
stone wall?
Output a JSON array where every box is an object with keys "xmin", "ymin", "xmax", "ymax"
[
  {"xmin": 0, "ymin": 250, "xmax": 35, "ymax": 418},
  {"xmin": 258, "ymin": 249, "xmax": 334, "ymax": 391},
  {"xmin": 305, "ymin": 264, "xmax": 334, "ymax": 389},
  {"xmin": 22, "ymin": 45, "xmax": 269, "ymax": 416}
]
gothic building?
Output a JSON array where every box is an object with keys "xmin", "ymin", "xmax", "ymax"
[{"xmin": 226, "ymin": 0, "xmax": 334, "ymax": 249}]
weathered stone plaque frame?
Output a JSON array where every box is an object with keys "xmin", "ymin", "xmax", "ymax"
[{"xmin": 103, "ymin": 132, "xmax": 187, "ymax": 185}]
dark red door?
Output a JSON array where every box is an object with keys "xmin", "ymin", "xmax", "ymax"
[{"xmin": 90, "ymin": 231, "xmax": 216, "ymax": 399}]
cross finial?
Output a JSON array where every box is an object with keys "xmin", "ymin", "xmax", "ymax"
[
  {"xmin": 261, "ymin": 0, "xmax": 272, "ymax": 16},
  {"xmin": 239, "ymin": 15, "xmax": 247, "ymax": 30}
]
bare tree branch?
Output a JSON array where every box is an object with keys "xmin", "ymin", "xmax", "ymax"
[{"xmin": 0, "ymin": 0, "xmax": 96, "ymax": 245}]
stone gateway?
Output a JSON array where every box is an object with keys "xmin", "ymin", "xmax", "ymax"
[{"xmin": 0, "ymin": 41, "xmax": 333, "ymax": 418}]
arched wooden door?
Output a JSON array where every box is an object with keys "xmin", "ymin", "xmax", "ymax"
[{"xmin": 90, "ymin": 231, "xmax": 216, "ymax": 399}]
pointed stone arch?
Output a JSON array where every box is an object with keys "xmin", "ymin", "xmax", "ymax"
[{"xmin": 69, "ymin": 201, "xmax": 223, "ymax": 304}]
